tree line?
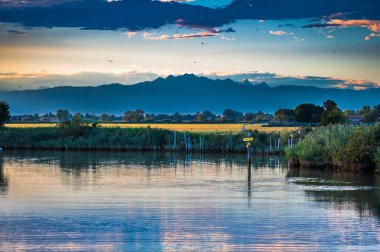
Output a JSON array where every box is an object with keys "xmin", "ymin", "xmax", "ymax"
[
  {"xmin": 55, "ymin": 108, "xmax": 274, "ymax": 123},
  {"xmin": 275, "ymin": 100, "xmax": 380, "ymax": 125},
  {"xmin": 1, "ymin": 99, "xmax": 380, "ymax": 125}
]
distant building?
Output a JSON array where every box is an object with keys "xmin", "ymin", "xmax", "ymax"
[{"xmin": 347, "ymin": 115, "xmax": 363, "ymax": 125}]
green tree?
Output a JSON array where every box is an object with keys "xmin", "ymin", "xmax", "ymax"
[
  {"xmin": 244, "ymin": 112, "xmax": 255, "ymax": 122},
  {"xmin": 323, "ymin": 100, "xmax": 338, "ymax": 112},
  {"xmin": 223, "ymin": 108, "xmax": 243, "ymax": 122},
  {"xmin": 202, "ymin": 110, "xmax": 216, "ymax": 121},
  {"xmin": 0, "ymin": 101, "xmax": 10, "ymax": 127},
  {"xmin": 359, "ymin": 105, "xmax": 371, "ymax": 115},
  {"xmin": 365, "ymin": 105, "xmax": 380, "ymax": 123},
  {"xmin": 56, "ymin": 109, "xmax": 69, "ymax": 122},
  {"xmin": 294, "ymin": 103, "xmax": 324, "ymax": 123},
  {"xmin": 275, "ymin": 109, "xmax": 295, "ymax": 122},
  {"xmin": 72, "ymin": 112, "xmax": 84, "ymax": 126},
  {"xmin": 196, "ymin": 112, "xmax": 205, "ymax": 122},
  {"xmin": 100, "ymin": 113, "xmax": 110, "ymax": 122},
  {"xmin": 344, "ymin": 109, "xmax": 358, "ymax": 116},
  {"xmin": 124, "ymin": 109, "xmax": 145, "ymax": 122},
  {"xmin": 321, "ymin": 108, "xmax": 347, "ymax": 125},
  {"xmin": 321, "ymin": 100, "xmax": 346, "ymax": 125}
]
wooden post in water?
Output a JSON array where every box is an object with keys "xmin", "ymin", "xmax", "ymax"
[
  {"xmin": 247, "ymin": 143, "xmax": 252, "ymax": 185},
  {"xmin": 183, "ymin": 132, "xmax": 187, "ymax": 151},
  {"xmin": 269, "ymin": 134, "xmax": 272, "ymax": 152},
  {"xmin": 173, "ymin": 131, "xmax": 177, "ymax": 150}
]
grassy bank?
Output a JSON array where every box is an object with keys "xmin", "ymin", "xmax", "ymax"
[
  {"xmin": 0, "ymin": 125, "xmax": 297, "ymax": 153},
  {"xmin": 285, "ymin": 124, "xmax": 380, "ymax": 172}
]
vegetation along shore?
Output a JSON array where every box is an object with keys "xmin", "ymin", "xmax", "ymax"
[{"xmin": 1, "ymin": 100, "xmax": 380, "ymax": 172}]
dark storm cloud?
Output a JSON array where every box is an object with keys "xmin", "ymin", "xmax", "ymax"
[
  {"xmin": 302, "ymin": 23, "xmax": 342, "ymax": 29},
  {"xmin": 0, "ymin": 0, "xmax": 379, "ymax": 31}
]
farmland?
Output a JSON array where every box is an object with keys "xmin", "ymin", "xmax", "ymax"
[{"xmin": 5, "ymin": 123, "xmax": 297, "ymax": 133}]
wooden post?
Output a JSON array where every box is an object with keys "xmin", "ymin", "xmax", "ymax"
[
  {"xmin": 183, "ymin": 132, "xmax": 187, "ymax": 151},
  {"xmin": 247, "ymin": 143, "xmax": 252, "ymax": 185},
  {"xmin": 173, "ymin": 130, "xmax": 177, "ymax": 150},
  {"xmin": 269, "ymin": 134, "xmax": 272, "ymax": 152}
]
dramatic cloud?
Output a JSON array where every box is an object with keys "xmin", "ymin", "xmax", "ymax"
[
  {"xmin": 305, "ymin": 19, "xmax": 380, "ymax": 32},
  {"xmin": 329, "ymin": 19, "xmax": 380, "ymax": 32},
  {"xmin": 0, "ymin": 0, "xmax": 379, "ymax": 33}
]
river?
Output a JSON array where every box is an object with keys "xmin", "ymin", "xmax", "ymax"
[{"xmin": 0, "ymin": 151, "xmax": 379, "ymax": 251}]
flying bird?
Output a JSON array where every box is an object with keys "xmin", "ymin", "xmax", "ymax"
[{"xmin": 108, "ymin": 60, "xmax": 114, "ymax": 63}]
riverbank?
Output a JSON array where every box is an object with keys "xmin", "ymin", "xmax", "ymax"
[
  {"xmin": 285, "ymin": 124, "xmax": 380, "ymax": 172},
  {"xmin": 0, "ymin": 126, "xmax": 293, "ymax": 154},
  {"xmin": 3, "ymin": 124, "xmax": 379, "ymax": 173}
]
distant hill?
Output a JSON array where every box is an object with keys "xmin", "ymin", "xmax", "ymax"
[{"xmin": 0, "ymin": 74, "xmax": 379, "ymax": 115}]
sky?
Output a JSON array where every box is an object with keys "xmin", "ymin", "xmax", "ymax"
[{"xmin": 0, "ymin": 0, "xmax": 379, "ymax": 91}]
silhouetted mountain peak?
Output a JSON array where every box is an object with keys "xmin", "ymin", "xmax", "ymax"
[
  {"xmin": 0, "ymin": 74, "xmax": 379, "ymax": 115},
  {"xmin": 255, "ymin": 82, "xmax": 270, "ymax": 88},
  {"xmin": 241, "ymin": 79, "xmax": 252, "ymax": 86},
  {"xmin": 165, "ymin": 73, "xmax": 200, "ymax": 80}
]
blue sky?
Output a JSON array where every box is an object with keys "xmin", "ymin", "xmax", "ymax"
[{"xmin": 0, "ymin": 0, "xmax": 379, "ymax": 91}]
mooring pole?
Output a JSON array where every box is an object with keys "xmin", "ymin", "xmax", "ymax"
[
  {"xmin": 243, "ymin": 134, "xmax": 253, "ymax": 193},
  {"xmin": 247, "ymin": 143, "xmax": 252, "ymax": 185}
]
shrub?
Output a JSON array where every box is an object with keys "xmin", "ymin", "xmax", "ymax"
[
  {"xmin": 286, "ymin": 124, "xmax": 380, "ymax": 170},
  {"xmin": 339, "ymin": 126, "xmax": 377, "ymax": 170},
  {"xmin": 285, "ymin": 125, "xmax": 355, "ymax": 163}
]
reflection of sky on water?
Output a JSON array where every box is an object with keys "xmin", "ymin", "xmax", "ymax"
[{"xmin": 0, "ymin": 151, "xmax": 379, "ymax": 251}]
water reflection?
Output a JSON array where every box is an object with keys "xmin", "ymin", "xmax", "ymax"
[
  {"xmin": 0, "ymin": 154, "xmax": 8, "ymax": 194},
  {"xmin": 287, "ymin": 167, "xmax": 380, "ymax": 218},
  {"xmin": 0, "ymin": 151, "xmax": 379, "ymax": 251}
]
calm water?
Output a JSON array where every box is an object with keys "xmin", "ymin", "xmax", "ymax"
[{"xmin": 0, "ymin": 151, "xmax": 379, "ymax": 251}]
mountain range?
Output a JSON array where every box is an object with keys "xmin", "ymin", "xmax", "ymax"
[{"xmin": 0, "ymin": 74, "xmax": 379, "ymax": 115}]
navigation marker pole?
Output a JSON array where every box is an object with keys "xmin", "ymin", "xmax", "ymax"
[
  {"xmin": 247, "ymin": 142, "xmax": 252, "ymax": 185},
  {"xmin": 243, "ymin": 135, "xmax": 254, "ymax": 187}
]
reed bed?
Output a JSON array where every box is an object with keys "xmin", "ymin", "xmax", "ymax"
[
  {"xmin": 0, "ymin": 126, "xmax": 296, "ymax": 154},
  {"xmin": 286, "ymin": 124, "xmax": 380, "ymax": 171}
]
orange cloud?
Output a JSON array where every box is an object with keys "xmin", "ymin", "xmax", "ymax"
[
  {"xmin": 365, "ymin": 33, "xmax": 380, "ymax": 41},
  {"xmin": 126, "ymin": 31, "xmax": 137, "ymax": 38},
  {"xmin": 328, "ymin": 19, "xmax": 380, "ymax": 32}
]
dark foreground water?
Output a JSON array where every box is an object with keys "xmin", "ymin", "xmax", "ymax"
[{"xmin": 0, "ymin": 151, "xmax": 379, "ymax": 251}]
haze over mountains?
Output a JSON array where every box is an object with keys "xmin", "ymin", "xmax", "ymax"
[{"xmin": 0, "ymin": 74, "xmax": 379, "ymax": 115}]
